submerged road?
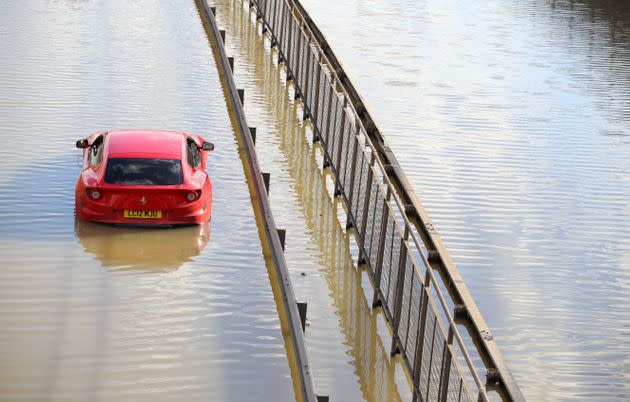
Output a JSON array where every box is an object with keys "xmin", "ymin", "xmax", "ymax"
[
  {"xmin": 295, "ymin": 0, "xmax": 630, "ymax": 400},
  {"xmin": 0, "ymin": 1, "xmax": 416, "ymax": 401},
  {"xmin": 0, "ymin": 1, "xmax": 295, "ymax": 400}
]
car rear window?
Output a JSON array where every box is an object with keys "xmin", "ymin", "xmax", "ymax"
[{"xmin": 104, "ymin": 158, "xmax": 183, "ymax": 185}]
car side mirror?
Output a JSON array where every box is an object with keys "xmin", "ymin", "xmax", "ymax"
[
  {"xmin": 201, "ymin": 142, "xmax": 215, "ymax": 151},
  {"xmin": 76, "ymin": 139, "xmax": 90, "ymax": 149}
]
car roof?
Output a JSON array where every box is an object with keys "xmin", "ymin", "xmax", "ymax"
[{"xmin": 105, "ymin": 130, "xmax": 186, "ymax": 159}]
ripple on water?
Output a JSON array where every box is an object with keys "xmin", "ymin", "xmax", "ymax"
[
  {"xmin": 0, "ymin": 1, "xmax": 294, "ymax": 401},
  {"xmin": 297, "ymin": 0, "xmax": 629, "ymax": 399}
]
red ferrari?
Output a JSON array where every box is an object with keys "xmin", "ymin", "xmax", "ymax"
[{"xmin": 75, "ymin": 130, "xmax": 214, "ymax": 225}]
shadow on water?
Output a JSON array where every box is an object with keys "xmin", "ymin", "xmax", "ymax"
[{"xmin": 74, "ymin": 220, "xmax": 211, "ymax": 271}]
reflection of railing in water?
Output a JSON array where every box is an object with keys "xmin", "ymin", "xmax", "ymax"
[
  {"xmin": 226, "ymin": 4, "xmax": 405, "ymax": 397},
  {"xmin": 246, "ymin": 0, "xmax": 526, "ymax": 400},
  {"xmin": 197, "ymin": 2, "xmax": 318, "ymax": 401},
  {"xmin": 286, "ymin": 114, "xmax": 404, "ymax": 402},
  {"xmin": 272, "ymin": 80, "xmax": 404, "ymax": 402}
]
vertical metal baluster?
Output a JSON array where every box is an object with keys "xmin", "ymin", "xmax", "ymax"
[
  {"xmin": 274, "ymin": 0, "xmax": 281, "ymax": 36},
  {"xmin": 268, "ymin": 0, "xmax": 275, "ymax": 36},
  {"xmin": 278, "ymin": 2, "xmax": 287, "ymax": 57},
  {"xmin": 359, "ymin": 152, "xmax": 376, "ymax": 239},
  {"xmin": 372, "ymin": 186, "xmax": 391, "ymax": 307},
  {"xmin": 425, "ymin": 317, "xmax": 437, "ymax": 400},
  {"xmin": 326, "ymin": 90, "xmax": 338, "ymax": 165},
  {"xmin": 311, "ymin": 55, "xmax": 323, "ymax": 140},
  {"xmin": 293, "ymin": 24, "xmax": 303, "ymax": 98},
  {"xmin": 302, "ymin": 42, "xmax": 312, "ymax": 112},
  {"xmin": 285, "ymin": 8, "xmax": 293, "ymax": 70},
  {"xmin": 439, "ymin": 324, "xmax": 454, "ymax": 402},
  {"xmin": 389, "ymin": 224, "xmax": 409, "ymax": 356},
  {"xmin": 357, "ymin": 152, "xmax": 375, "ymax": 266},
  {"xmin": 412, "ymin": 269, "xmax": 432, "ymax": 401},
  {"xmin": 365, "ymin": 179, "xmax": 379, "ymax": 269},
  {"xmin": 333, "ymin": 97, "xmax": 347, "ymax": 177},
  {"xmin": 322, "ymin": 81, "xmax": 335, "ymax": 168},
  {"xmin": 345, "ymin": 132, "xmax": 359, "ymax": 229}
]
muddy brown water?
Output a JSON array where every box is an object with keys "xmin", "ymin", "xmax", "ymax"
[
  {"xmin": 0, "ymin": 1, "xmax": 295, "ymax": 400},
  {"xmin": 2, "ymin": 0, "xmax": 629, "ymax": 401}
]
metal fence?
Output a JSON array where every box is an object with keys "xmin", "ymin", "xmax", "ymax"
[{"xmin": 248, "ymin": 0, "xmax": 525, "ymax": 400}]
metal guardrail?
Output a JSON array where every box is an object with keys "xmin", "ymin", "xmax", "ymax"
[
  {"xmin": 246, "ymin": 0, "xmax": 526, "ymax": 400},
  {"xmin": 197, "ymin": 2, "xmax": 319, "ymax": 401}
]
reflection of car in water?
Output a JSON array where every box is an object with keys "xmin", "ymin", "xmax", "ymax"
[
  {"xmin": 75, "ymin": 130, "xmax": 214, "ymax": 225},
  {"xmin": 74, "ymin": 220, "xmax": 211, "ymax": 271}
]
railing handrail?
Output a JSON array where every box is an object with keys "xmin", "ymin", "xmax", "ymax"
[
  {"xmin": 248, "ymin": 0, "xmax": 525, "ymax": 399},
  {"xmin": 285, "ymin": 2, "xmax": 526, "ymax": 399}
]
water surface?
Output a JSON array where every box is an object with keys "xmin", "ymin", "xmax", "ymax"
[
  {"xmin": 0, "ymin": 1, "xmax": 294, "ymax": 400},
  {"xmin": 213, "ymin": 1, "xmax": 415, "ymax": 399},
  {"xmin": 296, "ymin": 0, "xmax": 630, "ymax": 399}
]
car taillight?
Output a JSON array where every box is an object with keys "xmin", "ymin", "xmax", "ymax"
[
  {"xmin": 187, "ymin": 190, "xmax": 202, "ymax": 202},
  {"xmin": 86, "ymin": 188, "xmax": 101, "ymax": 200}
]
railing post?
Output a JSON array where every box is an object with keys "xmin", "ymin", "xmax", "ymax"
[
  {"xmin": 293, "ymin": 25, "xmax": 303, "ymax": 100},
  {"xmin": 277, "ymin": 228, "xmax": 286, "ymax": 251},
  {"xmin": 249, "ymin": 127, "xmax": 257, "ymax": 145},
  {"xmin": 297, "ymin": 302, "xmax": 307, "ymax": 332},
  {"xmin": 262, "ymin": 172, "xmax": 271, "ymax": 194},
  {"xmin": 356, "ymin": 152, "xmax": 375, "ymax": 266}
]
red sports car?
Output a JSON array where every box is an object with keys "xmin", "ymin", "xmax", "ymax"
[{"xmin": 75, "ymin": 129, "xmax": 214, "ymax": 225}]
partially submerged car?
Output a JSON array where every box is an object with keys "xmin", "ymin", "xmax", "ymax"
[{"xmin": 75, "ymin": 130, "xmax": 214, "ymax": 225}]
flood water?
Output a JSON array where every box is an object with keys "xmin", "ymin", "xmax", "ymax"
[
  {"xmin": 2, "ymin": 0, "xmax": 628, "ymax": 400},
  {"xmin": 295, "ymin": 0, "xmax": 630, "ymax": 400},
  {"xmin": 0, "ymin": 1, "xmax": 296, "ymax": 400},
  {"xmin": 212, "ymin": 1, "xmax": 415, "ymax": 399}
]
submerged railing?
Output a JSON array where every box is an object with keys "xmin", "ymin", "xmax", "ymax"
[
  {"xmin": 247, "ymin": 0, "xmax": 525, "ymax": 400},
  {"xmin": 197, "ymin": 2, "xmax": 319, "ymax": 401}
]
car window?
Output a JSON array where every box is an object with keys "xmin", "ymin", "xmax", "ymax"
[
  {"xmin": 104, "ymin": 158, "xmax": 183, "ymax": 185},
  {"xmin": 89, "ymin": 135, "xmax": 104, "ymax": 167},
  {"xmin": 186, "ymin": 138, "xmax": 200, "ymax": 168}
]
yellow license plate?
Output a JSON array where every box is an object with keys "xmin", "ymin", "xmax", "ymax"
[{"xmin": 124, "ymin": 210, "xmax": 162, "ymax": 219}]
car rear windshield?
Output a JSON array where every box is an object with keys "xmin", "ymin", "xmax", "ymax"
[{"xmin": 104, "ymin": 158, "xmax": 183, "ymax": 185}]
